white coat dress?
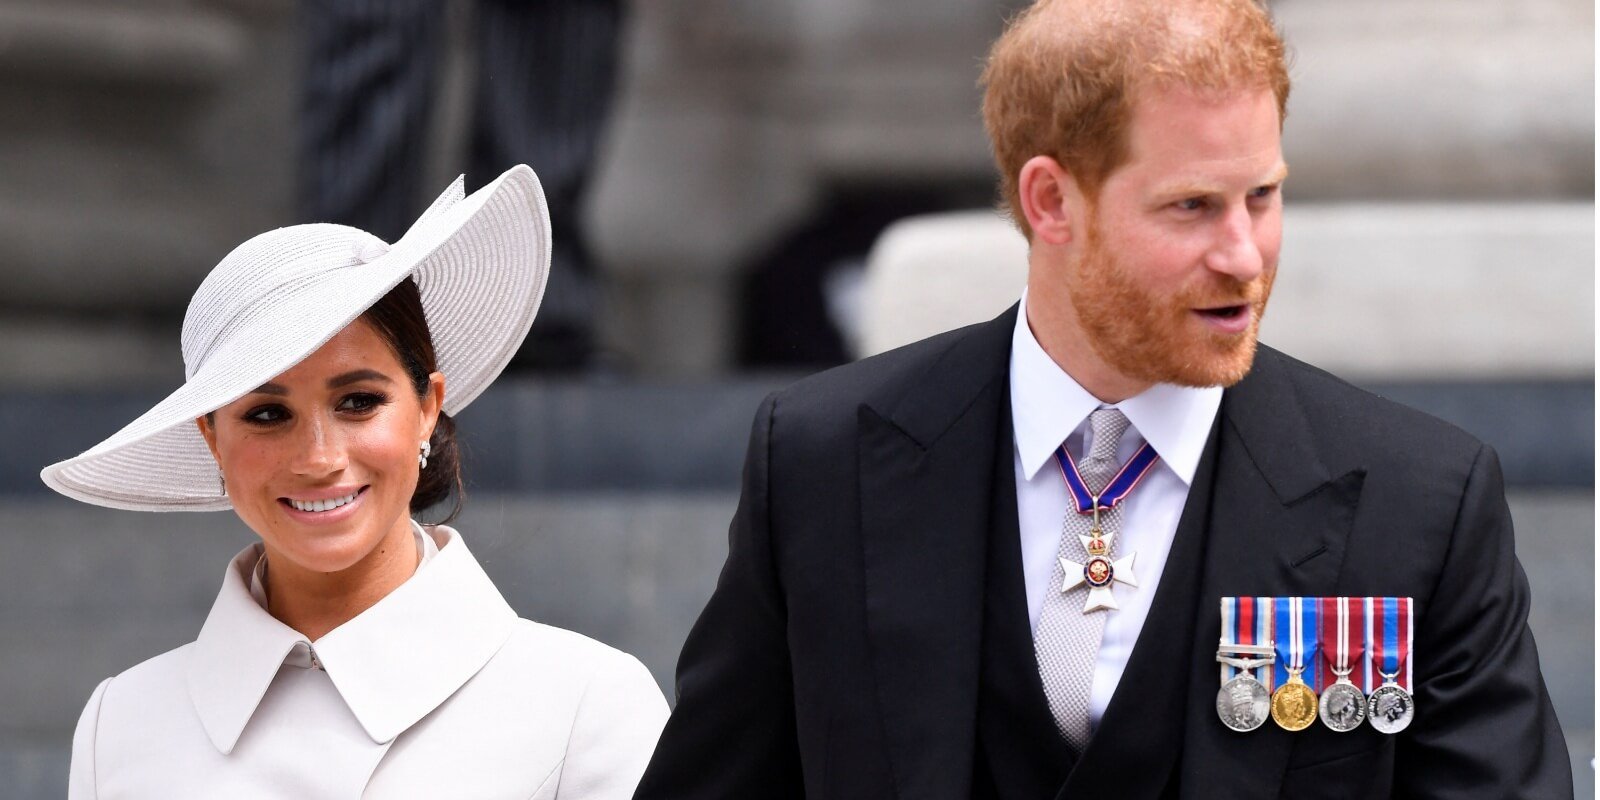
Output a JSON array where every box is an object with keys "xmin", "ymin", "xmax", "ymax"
[{"xmin": 68, "ymin": 525, "xmax": 669, "ymax": 799}]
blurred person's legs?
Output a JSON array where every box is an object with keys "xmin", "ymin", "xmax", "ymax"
[
  {"xmin": 298, "ymin": 0, "xmax": 442, "ymax": 244},
  {"xmin": 470, "ymin": 0, "xmax": 624, "ymax": 371}
]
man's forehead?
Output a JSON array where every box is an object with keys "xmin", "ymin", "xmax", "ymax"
[{"xmin": 1104, "ymin": 83, "xmax": 1287, "ymax": 193}]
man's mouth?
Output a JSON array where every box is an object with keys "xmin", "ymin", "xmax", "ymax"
[
  {"xmin": 1195, "ymin": 304, "xmax": 1248, "ymax": 320},
  {"xmin": 1192, "ymin": 303, "xmax": 1254, "ymax": 334}
]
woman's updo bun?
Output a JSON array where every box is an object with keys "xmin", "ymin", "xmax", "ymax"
[{"xmin": 360, "ymin": 277, "xmax": 465, "ymax": 523}]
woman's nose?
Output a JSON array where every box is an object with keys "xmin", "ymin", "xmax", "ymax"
[{"xmin": 290, "ymin": 414, "xmax": 347, "ymax": 476}]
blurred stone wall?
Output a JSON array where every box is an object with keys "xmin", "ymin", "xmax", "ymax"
[{"xmin": 0, "ymin": 0, "xmax": 1590, "ymax": 381}]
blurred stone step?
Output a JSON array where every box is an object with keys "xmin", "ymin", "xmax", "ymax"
[
  {"xmin": 0, "ymin": 3, "xmax": 246, "ymax": 90},
  {"xmin": 0, "ymin": 315, "xmax": 181, "ymax": 390},
  {"xmin": 1276, "ymin": 0, "xmax": 1594, "ymax": 200},
  {"xmin": 0, "ymin": 1, "xmax": 295, "ymax": 315},
  {"xmin": 1265, "ymin": 203, "xmax": 1594, "ymax": 378}
]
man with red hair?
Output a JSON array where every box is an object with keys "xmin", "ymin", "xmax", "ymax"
[{"xmin": 636, "ymin": 1, "xmax": 1571, "ymax": 797}]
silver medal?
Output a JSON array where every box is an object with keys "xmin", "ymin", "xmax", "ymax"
[
  {"xmin": 1216, "ymin": 674, "xmax": 1271, "ymax": 732},
  {"xmin": 1367, "ymin": 682, "xmax": 1414, "ymax": 734},
  {"xmin": 1318, "ymin": 679, "xmax": 1367, "ymax": 732},
  {"xmin": 1317, "ymin": 598, "xmax": 1367, "ymax": 733}
]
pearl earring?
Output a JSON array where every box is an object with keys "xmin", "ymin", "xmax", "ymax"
[{"xmin": 419, "ymin": 440, "xmax": 432, "ymax": 469}]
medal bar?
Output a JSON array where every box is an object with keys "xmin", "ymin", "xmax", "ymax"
[{"xmin": 1216, "ymin": 596, "xmax": 1418, "ymax": 734}]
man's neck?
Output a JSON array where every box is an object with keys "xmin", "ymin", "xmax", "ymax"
[{"xmin": 1024, "ymin": 286, "xmax": 1152, "ymax": 405}]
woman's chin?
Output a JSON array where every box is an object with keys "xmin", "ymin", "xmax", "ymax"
[{"xmin": 267, "ymin": 530, "xmax": 386, "ymax": 576}]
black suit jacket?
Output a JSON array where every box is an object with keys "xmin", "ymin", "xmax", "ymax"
[{"xmin": 635, "ymin": 306, "xmax": 1571, "ymax": 799}]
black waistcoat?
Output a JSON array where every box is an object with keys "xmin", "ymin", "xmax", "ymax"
[
  {"xmin": 973, "ymin": 394, "xmax": 1078, "ymax": 799},
  {"xmin": 974, "ymin": 394, "xmax": 1217, "ymax": 800}
]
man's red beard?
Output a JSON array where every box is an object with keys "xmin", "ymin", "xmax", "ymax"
[{"xmin": 1068, "ymin": 221, "xmax": 1275, "ymax": 389}]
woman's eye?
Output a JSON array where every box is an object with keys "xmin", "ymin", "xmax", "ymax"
[
  {"xmin": 337, "ymin": 392, "xmax": 387, "ymax": 413},
  {"xmin": 242, "ymin": 405, "xmax": 288, "ymax": 426}
]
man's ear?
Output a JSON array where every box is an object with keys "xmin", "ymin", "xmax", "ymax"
[{"xmin": 1018, "ymin": 155, "xmax": 1087, "ymax": 246}]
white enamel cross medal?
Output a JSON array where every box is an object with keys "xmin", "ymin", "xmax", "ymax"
[{"xmin": 1060, "ymin": 502, "xmax": 1138, "ymax": 612}]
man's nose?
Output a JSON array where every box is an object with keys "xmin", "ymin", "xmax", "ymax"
[{"xmin": 1204, "ymin": 204, "xmax": 1266, "ymax": 282}]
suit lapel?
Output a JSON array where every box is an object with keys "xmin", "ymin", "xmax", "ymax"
[
  {"xmin": 1176, "ymin": 347, "xmax": 1368, "ymax": 799},
  {"xmin": 859, "ymin": 308, "xmax": 1017, "ymax": 800}
]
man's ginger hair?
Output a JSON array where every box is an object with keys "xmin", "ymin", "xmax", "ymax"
[{"xmin": 981, "ymin": 0, "xmax": 1290, "ymax": 239}]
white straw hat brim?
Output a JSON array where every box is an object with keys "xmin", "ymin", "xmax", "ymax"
[{"xmin": 41, "ymin": 165, "xmax": 550, "ymax": 511}]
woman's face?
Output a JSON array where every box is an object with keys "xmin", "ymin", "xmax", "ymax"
[{"xmin": 197, "ymin": 319, "xmax": 444, "ymax": 576}]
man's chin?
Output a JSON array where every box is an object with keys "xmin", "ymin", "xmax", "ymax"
[
  {"xmin": 1122, "ymin": 333, "xmax": 1261, "ymax": 389},
  {"xmin": 1186, "ymin": 335, "xmax": 1261, "ymax": 388}
]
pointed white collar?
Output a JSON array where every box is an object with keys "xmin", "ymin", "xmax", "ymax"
[
  {"xmin": 1009, "ymin": 292, "xmax": 1220, "ymax": 484},
  {"xmin": 186, "ymin": 526, "xmax": 517, "ymax": 754}
]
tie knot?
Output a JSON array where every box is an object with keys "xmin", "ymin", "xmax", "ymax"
[{"xmin": 1085, "ymin": 408, "xmax": 1131, "ymax": 467}]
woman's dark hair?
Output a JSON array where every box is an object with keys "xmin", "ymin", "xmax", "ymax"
[{"xmin": 360, "ymin": 277, "xmax": 465, "ymax": 523}]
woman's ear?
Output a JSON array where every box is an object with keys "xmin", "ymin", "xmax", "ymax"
[
  {"xmin": 420, "ymin": 372, "xmax": 446, "ymax": 440},
  {"xmin": 195, "ymin": 415, "xmax": 221, "ymax": 463}
]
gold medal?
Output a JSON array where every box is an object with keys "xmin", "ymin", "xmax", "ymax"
[{"xmin": 1270, "ymin": 668, "xmax": 1318, "ymax": 731}]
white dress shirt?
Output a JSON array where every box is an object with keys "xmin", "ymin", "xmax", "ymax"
[
  {"xmin": 1009, "ymin": 295, "xmax": 1221, "ymax": 731},
  {"xmin": 69, "ymin": 525, "xmax": 668, "ymax": 799}
]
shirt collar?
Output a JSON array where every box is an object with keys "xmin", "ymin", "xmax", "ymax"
[
  {"xmin": 1009, "ymin": 292, "xmax": 1221, "ymax": 485},
  {"xmin": 187, "ymin": 526, "xmax": 518, "ymax": 754}
]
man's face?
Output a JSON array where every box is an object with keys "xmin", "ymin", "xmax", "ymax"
[{"xmin": 1067, "ymin": 84, "xmax": 1286, "ymax": 388}]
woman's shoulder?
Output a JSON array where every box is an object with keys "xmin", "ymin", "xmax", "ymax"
[
  {"xmin": 471, "ymin": 619, "xmax": 667, "ymax": 716},
  {"xmin": 89, "ymin": 641, "xmax": 196, "ymax": 706},
  {"xmin": 70, "ymin": 642, "xmax": 200, "ymax": 796},
  {"xmin": 496, "ymin": 619, "xmax": 661, "ymax": 690},
  {"xmin": 486, "ymin": 621, "xmax": 669, "ymax": 785}
]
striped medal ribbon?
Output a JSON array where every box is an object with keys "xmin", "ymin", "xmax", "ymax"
[
  {"xmin": 1051, "ymin": 440, "xmax": 1161, "ymax": 612},
  {"xmin": 1270, "ymin": 597, "xmax": 1320, "ymax": 731},
  {"xmin": 1366, "ymin": 597, "xmax": 1415, "ymax": 734},
  {"xmin": 1317, "ymin": 597, "xmax": 1367, "ymax": 732},
  {"xmin": 1215, "ymin": 597, "xmax": 1275, "ymax": 732}
]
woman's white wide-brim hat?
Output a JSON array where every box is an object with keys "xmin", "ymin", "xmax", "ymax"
[{"xmin": 41, "ymin": 165, "xmax": 550, "ymax": 512}]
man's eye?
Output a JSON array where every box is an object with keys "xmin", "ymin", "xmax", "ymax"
[
  {"xmin": 1249, "ymin": 185, "xmax": 1278, "ymax": 199},
  {"xmin": 1175, "ymin": 198, "xmax": 1207, "ymax": 211}
]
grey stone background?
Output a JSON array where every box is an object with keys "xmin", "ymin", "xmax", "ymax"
[{"xmin": 0, "ymin": 0, "xmax": 1592, "ymax": 797}]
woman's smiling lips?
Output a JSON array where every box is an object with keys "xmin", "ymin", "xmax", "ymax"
[{"xmin": 278, "ymin": 485, "xmax": 369, "ymax": 524}]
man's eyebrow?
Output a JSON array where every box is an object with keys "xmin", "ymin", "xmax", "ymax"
[
  {"xmin": 327, "ymin": 369, "xmax": 393, "ymax": 389},
  {"xmin": 1153, "ymin": 164, "xmax": 1290, "ymax": 199}
]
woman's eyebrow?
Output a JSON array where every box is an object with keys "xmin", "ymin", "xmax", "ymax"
[{"xmin": 327, "ymin": 369, "xmax": 393, "ymax": 389}]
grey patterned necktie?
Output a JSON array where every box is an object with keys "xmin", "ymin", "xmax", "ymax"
[{"xmin": 1034, "ymin": 407, "xmax": 1132, "ymax": 751}]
